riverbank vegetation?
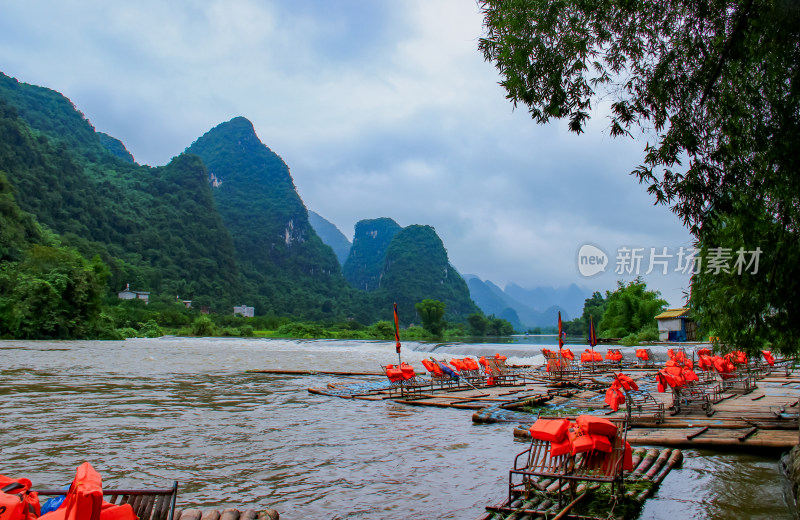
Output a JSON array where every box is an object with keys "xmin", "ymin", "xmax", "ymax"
[{"xmin": 81, "ymin": 296, "xmax": 515, "ymax": 342}]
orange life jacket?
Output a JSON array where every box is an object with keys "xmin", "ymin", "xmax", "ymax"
[
  {"xmin": 39, "ymin": 463, "xmax": 136, "ymax": 520},
  {"xmin": 623, "ymin": 441, "xmax": 633, "ymax": 471},
  {"xmin": 616, "ymin": 373, "xmax": 639, "ymax": 391},
  {"xmin": 0, "ymin": 476, "xmax": 40, "ymax": 520},
  {"xmin": 576, "ymin": 415, "xmax": 618, "ymax": 438},
  {"xmin": 568, "ymin": 427, "xmax": 594, "ymax": 455},
  {"xmin": 528, "ymin": 418, "xmax": 569, "ymax": 443}
]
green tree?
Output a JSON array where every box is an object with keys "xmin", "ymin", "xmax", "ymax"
[
  {"xmin": 0, "ymin": 245, "xmax": 108, "ymax": 339},
  {"xmin": 191, "ymin": 315, "xmax": 217, "ymax": 337},
  {"xmin": 467, "ymin": 313, "xmax": 489, "ymax": 336},
  {"xmin": 597, "ymin": 279, "xmax": 666, "ymax": 339},
  {"xmin": 415, "ymin": 299, "xmax": 446, "ymax": 336},
  {"xmin": 691, "ymin": 208, "xmax": 800, "ymax": 353},
  {"xmin": 479, "ymin": 1, "xmax": 800, "ymax": 353},
  {"xmin": 486, "ymin": 316, "xmax": 515, "ymax": 336}
]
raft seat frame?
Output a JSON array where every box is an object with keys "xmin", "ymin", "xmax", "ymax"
[
  {"xmin": 35, "ymin": 482, "xmax": 178, "ymax": 520},
  {"xmin": 636, "ymin": 348, "xmax": 656, "ymax": 368},
  {"xmin": 542, "ymin": 351, "xmax": 581, "ymax": 382},
  {"xmin": 508, "ymin": 417, "xmax": 628, "ymax": 508},
  {"xmin": 624, "ymin": 388, "xmax": 665, "ymax": 424},
  {"xmin": 485, "ymin": 358, "xmax": 518, "ymax": 386},
  {"xmin": 671, "ymin": 381, "xmax": 720, "ymax": 416}
]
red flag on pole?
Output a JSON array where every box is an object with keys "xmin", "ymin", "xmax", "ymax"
[
  {"xmin": 558, "ymin": 311, "xmax": 564, "ymax": 349},
  {"xmin": 589, "ymin": 316, "xmax": 597, "ymax": 348},
  {"xmin": 393, "ymin": 303, "xmax": 401, "ymax": 354}
]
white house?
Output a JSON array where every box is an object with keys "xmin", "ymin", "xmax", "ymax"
[
  {"xmin": 233, "ymin": 305, "xmax": 254, "ymax": 318},
  {"xmin": 117, "ymin": 283, "xmax": 150, "ymax": 304}
]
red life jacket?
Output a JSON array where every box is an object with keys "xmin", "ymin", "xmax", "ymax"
[
  {"xmin": 0, "ymin": 476, "xmax": 40, "ymax": 520},
  {"xmin": 560, "ymin": 348, "xmax": 574, "ymax": 360},
  {"xmin": 616, "ymin": 373, "xmax": 639, "ymax": 391},
  {"xmin": 581, "ymin": 351, "xmax": 593, "ymax": 362},
  {"xmin": 39, "ymin": 463, "xmax": 136, "ymax": 520},
  {"xmin": 604, "ymin": 386, "xmax": 625, "ymax": 411},
  {"xmin": 399, "ymin": 363, "xmax": 415, "ymax": 380},
  {"xmin": 576, "ymin": 415, "xmax": 618, "ymax": 438},
  {"xmin": 463, "ymin": 358, "xmax": 479, "ymax": 371},
  {"xmin": 549, "ymin": 435, "xmax": 572, "ymax": 457},
  {"xmin": 762, "ymin": 351, "xmax": 775, "ymax": 366},
  {"xmin": 568, "ymin": 427, "xmax": 594, "ymax": 455},
  {"xmin": 529, "ymin": 418, "xmax": 569, "ymax": 443},
  {"xmin": 385, "ymin": 365, "xmax": 404, "ymax": 382},
  {"xmin": 623, "ymin": 442, "xmax": 633, "ymax": 471}
]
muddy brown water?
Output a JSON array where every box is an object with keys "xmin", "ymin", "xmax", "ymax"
[{"xmin": 0, "ymin": 338, "xmax": 794, "ymax": 519}]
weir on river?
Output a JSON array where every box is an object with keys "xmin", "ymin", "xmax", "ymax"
[{"xmin": 1, "ymin": 337, "xmax": 794, "ymax": 519}]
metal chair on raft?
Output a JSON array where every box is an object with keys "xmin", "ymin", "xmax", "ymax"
[
  {"xmin": 655, "ymin": 368, "xmax": 719, "ymax": 416},
  {"xmin": 381, "ymin": 362, "xmax": 429, "ymax": 397},
  {"xmin": 500, "ymin": 414, "xmax": 630, "ymax": 514},
  {"xmin": 635, "ymin": 348, "xmax": 656, "ymax": 368},
  {"xmin": 605, "ymin": 373, "xmax": 665, "ymax": 424},
  {"xmin": 483, "ymin": 354, "xmax": 518, "ymax": 385},
  {"xmin": 542, "ymin": 348, "xmax": 581, "ymax": 381}
]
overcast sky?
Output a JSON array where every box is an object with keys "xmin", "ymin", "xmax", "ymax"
[{"xmin": 0, "ymin": 0, "xmax": 694, "ymax": 306}]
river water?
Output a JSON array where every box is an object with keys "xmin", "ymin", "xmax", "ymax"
[{"xmin": 0, "ymin": 337, "xmax": 794, "ymax": 519}]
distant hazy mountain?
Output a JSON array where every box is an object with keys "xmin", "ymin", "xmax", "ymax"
[
  {"xmin": 308, "ymin": 210, "xmax": 351, "ymax": 265},
  {"xmin": 505, "ymin": 282, "xmax": 591, "ymax": 319},
  {"xmin": 465, "ymin": 276, "xmax": 570, "ymax": 328},
  {"xmin": 464, "ymin": 277, "xmax": 523, "ymax": 330}
]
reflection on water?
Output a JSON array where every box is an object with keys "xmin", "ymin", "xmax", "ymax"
[{"xmin": 0, "ymin": 338, "xmax": 793, "ymax": 519}]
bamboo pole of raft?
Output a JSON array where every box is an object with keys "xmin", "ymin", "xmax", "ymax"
[
  {"xmin": 642, "ymin": 448, "xmax": 673, "ymax": 481},
  {"xmin": 630, "ymin": 448, "xmax": 660, "ymax": 477},
  {"xmin": 630, "ymin": 448, "xmax": 647, "ymax": 470},
  {"xmin": 637, "ymin": 450, "xmax": 684, "ymax": 502}
]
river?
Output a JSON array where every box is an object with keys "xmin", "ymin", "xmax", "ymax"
[{"xmin": 0, "ymin": 337, "xmax": 793, "ymax": 519}]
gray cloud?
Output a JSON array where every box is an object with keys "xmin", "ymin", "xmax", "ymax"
[{"xmin": 0, "ymin": 0, "xmax": 693, "ymax": 305}]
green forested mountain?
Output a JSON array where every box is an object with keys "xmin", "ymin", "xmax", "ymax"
[
  {"xmin": 343, "ymin": 217, "xmax": 402, "ymax": 290},
  {"xmin": 0, "ymin": 172, "xmax": 41, "ymax": 262},
  {"xmin": 0, "ymin": 71, "xmax": 485, "ymax": 335},
  {"xmin": 0, "ymin": 75, "xmax": 240, "ymax": 308},
  {"xmin": 377, "ymin": 225, "xmax": 479, "ymax": 324},
  {"xmin": 308, "ymin": 210, "xmax": 351, "ymax": 266},
  {"xmin": 185, "ymin": 117, "xmax": 353, "ymax": 317}
]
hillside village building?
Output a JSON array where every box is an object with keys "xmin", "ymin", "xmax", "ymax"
[
  {"xmin": 117, "ymin": 284, "xmax": 150, "ymax": 304},
  {"xmin": 233, "ymin": 305, "xmax": 254, "ymax": 318}
]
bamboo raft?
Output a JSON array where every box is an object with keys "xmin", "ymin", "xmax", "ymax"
[
  {"xmin": 480, "ymin": 448, "xmax": 683, "ymax": 520},
  {"xmin": 306, "ymin": 361, "xmax": 800, "ymax": 450},
  {"xmin": 175, "ymin": 509, "xmax": 279, "ymax": 520}
]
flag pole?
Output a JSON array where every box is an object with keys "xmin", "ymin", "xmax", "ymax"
[
  {"xmin": 394, "ymin": 303, "xmax": 402, "ymax": 365},
  {"xmin": 589, "ymin": 315, "xmax": 597, "ymax": 374}
]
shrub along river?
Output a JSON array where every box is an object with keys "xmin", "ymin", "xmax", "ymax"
[{"xmin": 0, "ymin": 337, "xmax": 794, "ymax": 519}]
